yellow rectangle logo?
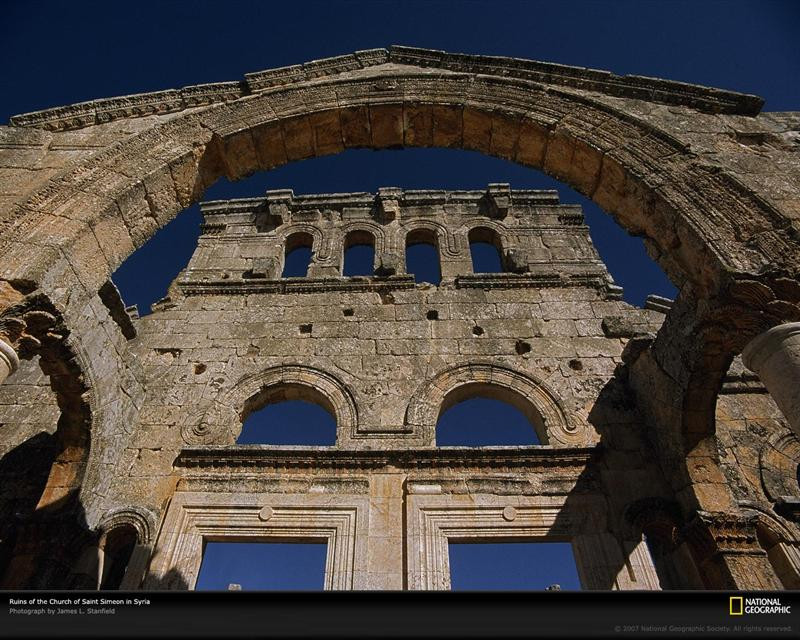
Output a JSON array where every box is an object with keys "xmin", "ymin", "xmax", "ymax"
[{"xmin": 730, "ymin": 596, "xmax": 744, "ymax": 616}]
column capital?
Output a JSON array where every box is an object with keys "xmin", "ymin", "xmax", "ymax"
[
  {"xmin": 742, "ymin": 322, "xmax": 800, "ymax": 373},
  {"xmin": 680, "ymin": 511, "xmax": 762, "ymax": 561}
]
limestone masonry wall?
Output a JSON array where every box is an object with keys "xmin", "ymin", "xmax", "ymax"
[{"xmin": 1, "ymin": 47, "xmax": 799, "ymax": 591}]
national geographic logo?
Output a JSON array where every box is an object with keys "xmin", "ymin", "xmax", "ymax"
[{"xmin": 730, "ymin": 596, "xmax": 791, "ymax": 616}]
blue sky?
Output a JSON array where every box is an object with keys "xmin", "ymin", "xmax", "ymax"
[{"xmin": 4, "ymin": 0, "xmax": 797, "ymax": 591}]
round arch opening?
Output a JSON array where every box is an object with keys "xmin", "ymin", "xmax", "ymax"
[
  {"xmin": 436, "ymin": 382, "xmax": 547, "ymax": 447},
  {"xmin": 237, "ymin": 383, "xmax": 337, "ymax": 446}
]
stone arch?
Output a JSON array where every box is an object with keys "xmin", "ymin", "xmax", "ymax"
[
  {"xmin": 277, "ymin": 225, "xmax": 324, "ymax": 273},
  {"xmin": 342, "ymin": 222, "xmax": 383, "ymax": 276},
  {"xmin": 91, "ymin": 507, "xmax": 158, "ymax": 590},
  {"xmin": 98, "ymin": 506, "xmax": 157, "ymax": 546},
  {"xmin": 2, "ymin": 46, "xmax": 799, "ymax": 515},
  {"xmin": 404, "ymin": 220, "xmax": 460, "ymax": 259},
  {"xmin": 342, "ymin": 221, "xmax": 386, "ymax": 254},
  {"xmin": 405, "ymin": 362, "xmax": 589, "ymax": 447},
  {"xmin": 467, "ymin": 224, "xmax": 505, "ymax": 273},
  {"xmin": 180, "ymin": 364, "xmax": 358, "ymax": 446}
]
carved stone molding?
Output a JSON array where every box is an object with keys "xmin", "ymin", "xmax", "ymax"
[
  {"xmin": 145, "ymin": 492, "xmax": 368, "ymax": 590},
  {"xmin": 341, "ymin": 220, "xmax": 389, "ymax": 259},
  {"xmin": 403, "ymin": 219, "xmax": 462, "ymax": 259},
  {"xmin": 277, "ymin": 223, "xmax": 328, "ymax": 262},
  {"xmin": 98, "ymin": 507, "xmax": 158, "ymax": 546},
  {"xmin": 9, "ymin": 46, "xmax": 762, "ymax": 133},
  {"xmin": 406, "ymin": 493, "xmax": 660, "ymax": 590},
  {"xmin": 178, "ymin": 275, "xmax": 416, "ymax": 296},
  {"xmin": 455, "ymin": 271, "xmax": 609, "ymax": 291},
  {"xmin": 173, "ymin": 446, "xmax": 597, "ymax": 473}
]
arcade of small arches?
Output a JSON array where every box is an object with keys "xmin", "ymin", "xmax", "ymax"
[
  {"xmin": 1, "ymin": 46, "xmax": 800, "ymax": 592},
  {"xmin": 281, "ymin": 224, "xmax": 506, "ymax": 281}
]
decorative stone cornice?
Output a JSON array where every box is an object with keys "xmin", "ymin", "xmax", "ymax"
[
  {"xmin": 173, "ymin": 445, "xmax": 598, "ymax": 472},
  {"xmin": 388, "ymin": 46, "xmax": 764, "ymax": 115},
  {"xmin": 455, "ymin": 272, "xmax": 610, "ymax": 291},
  {"xmin": 8, "ymin": 46, "xmax": 764, "ymax": 131},
  {"xmin": 177, "ymin": 275, "xmax": 416, "ymax": 296},
  {"xmin": 199, "ymin": 186, "xmax": 562, "ymax": 219}
]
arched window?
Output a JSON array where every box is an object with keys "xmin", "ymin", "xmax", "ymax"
[
  {"xmin": 282, "ymin": 232, "xmax": 314, "ymax": 278},
  {"xmin": 405, "ymin": 228, "xmax": 441, "ymax": 285},
  {"xmin": 100, "ymin": 525, "xmax": 138, "ymax": 590},
  {"xmin": 468, "ymin": 227, "xmax": 504, "ymax": 273},
  {"xmin": 237, "ymin": 384, "xmax": 336, "ymax": 446},
  {"xmin": 342, "ymin": 230, "xmax": 375, "ymax": 277},
  {"xmin": 435, "ymin": 383, "xmax": 544, "ymax": 446}
]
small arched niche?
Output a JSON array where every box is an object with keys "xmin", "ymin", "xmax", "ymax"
[
  {"xmin": 436, "ymin": 382, "xmax": 545, "ymax": 446},
  {"xmin": 282, "ymin": 232, "xmax": 314, "ymax": 278},
  {"xmin": 342, "ymin": 230, "xmax": 375, "ymax": 277},
  {"xmin": 237, "ymin": 383, "xmax": 337, "ymax": 446},
  {"xmin": 468, "ymin": 226, "xmax": 504, "ymax": 274},
  {"xmin": 99, "ymin": 524, "xmax": 138, "ymax": 590},
  {"xmin": 405, "ymin": 228, "xmax": 441, "ymax": 285}
]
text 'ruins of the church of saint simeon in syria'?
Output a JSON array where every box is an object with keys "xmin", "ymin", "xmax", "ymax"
[{"xmin": 1, "ymin": 47, "xmax": 800, "ymax": 590}]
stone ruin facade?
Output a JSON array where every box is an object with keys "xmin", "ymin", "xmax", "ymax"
[{"xmin": 0, "ymin": 47, "xmax": 799, "ymax": 591}]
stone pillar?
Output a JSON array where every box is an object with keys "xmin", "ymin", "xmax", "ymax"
[
  {"xmin": 365, "ymin": 473, "xmax": 405, "ymax": 589},
  {"xmin": 0, "ymin": 337, "xmax": 19, "ymax": 384},
  {"xmin": 742, "ymin": 322, "xmax": 800, "ymax": 434}
]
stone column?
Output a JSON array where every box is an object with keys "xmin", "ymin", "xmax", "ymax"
[
  {"xmin": 742, "ymin": 322, "xmax": 800, "ymax": 435},
  {"xmin": 0, "ymin": 337, "xmax": 19, "ymax": 384}
]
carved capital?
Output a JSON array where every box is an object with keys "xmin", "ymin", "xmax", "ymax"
[
  {"xmin": 681, "ymin": 511, "xmax": 762, "ymax": 562},
  {"xmin": 699, "ymin": 277, "xmax": 800, "ymax": 355},
  {"xmin": 0, "ymin": 292, "xmax": 64, "ymax": 360}
]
